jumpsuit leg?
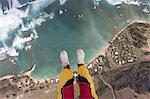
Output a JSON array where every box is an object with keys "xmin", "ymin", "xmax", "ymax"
[
  {"xmin": 77, "ymin": 64, "xmax": 98, "ymax": 99},
  {"xmin": 76, "ymin": 49, "xmax": 98, "ymax": 99},
  {"xmin": 57, "ymin": 66, "xmax": 74, "ymax": 99}
]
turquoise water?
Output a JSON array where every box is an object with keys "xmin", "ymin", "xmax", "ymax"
[
  {"xmin": 0, "ymin": 0, "xmax": 150, "ymax": 79},
  {"xmin": 30, "ymin": 0, "xmax": 149, "ymax": 78},
  {"xmin": 31, "ymin": 0, "xmax": 116, "ymax": 78}
]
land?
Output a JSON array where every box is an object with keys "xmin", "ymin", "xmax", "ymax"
[{"xmin": 0, "ymin": 21, "xmax": 150, "ymax": 99}]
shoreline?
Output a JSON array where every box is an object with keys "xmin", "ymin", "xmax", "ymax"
[
  {"xmin": 0, "ymin": 19, "xmax": 150, "ymax": 81},
  {"xmin": 87, "ymin": 45, "xmax": 109, "ymax": 65},
  {"xmin": 87, "ymin": 19, "xmax": 150, "ymax": 65}
]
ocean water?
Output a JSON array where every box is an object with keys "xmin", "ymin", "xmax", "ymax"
[{"xmin": 0, "ymin": 0, "xmax": 150, "ymax": 79}]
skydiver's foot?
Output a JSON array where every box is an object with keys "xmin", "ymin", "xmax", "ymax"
[
  {"xmin": 60, "ymin": 50, "xmax": 70, "ymax": 69},
  {"xmin": 76, "ymin": 49, "xmax": 85, "ymax": 66}
]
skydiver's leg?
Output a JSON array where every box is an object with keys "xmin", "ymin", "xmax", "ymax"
[
  {"xmin": 76, "ymin": 49, "xmax": 98, "ymax": 99},
  {"xmin": 57, "ymin": 51, "xmax": 74, "ymax": 99}
]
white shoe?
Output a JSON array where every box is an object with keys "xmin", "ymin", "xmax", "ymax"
[
  {"xmin": 76, "ymin": 49, "xmax": 85, "ymax": 64},
  {"xmin": 60, "ymin": 50, "xmax": 70, "ymax": 67}
]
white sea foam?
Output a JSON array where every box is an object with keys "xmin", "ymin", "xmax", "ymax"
[
  {"xmin": 25, "ymin": 45, "xmax": 32, "ymax": 51},
  {"xmin": 12, "ymin": 34, "xmax": 34, "ymax": 49},
  {"xmin": 59, "ymin": 0, "xmax": 67, "ymax": 5},
  {"xmin": 0, "ymin": 5, "xmax": 30, "ymax": 40},
  {"xmin": 11, "ymin": 0, "xmax": 20, "ymax": 9},
  {"xmin": 143, "ymin": 7, "xmax": 150, "ymax": 14},
  {"xmin": 59, "ymin": 10, "xmax": 64, "ymax": 14},
  {"xmin": 105, "ymin": 0, "xmax": 140, "ymax": 5},
  {"xmin": 7, "ymin": 48, "xmax": 19, "ymax": 57},
  {"xmin": 49, "ymin": 12, "xmax": 55, "ymax": 19},
  {"xmin": 0, "ymin": 0, "xmax": 20, "ymax": 13},
  {"xmin": 28, "ymin": 0, "xmax": 56, "ymax": 15},
  {"xmin": 0, "ymin": 13, "xmax": 36, "ymax": 58},
  {"xmin": 104, "ymin": 0, "xmax": 149, "ymax": 13},
  {"xmin": 0, "ymin": 0, "xmax": 59, "ymax": 61},
  {"xmin": 0, "ymin": 49, "xmax": 8, "ymax": 61},
  {"xmin": 0, "ymin": 46, "xmax": 19, "ymax": 60},
  {"xmin": 0, "ymin": 8, "xmax": 3, "ymax": 16}
]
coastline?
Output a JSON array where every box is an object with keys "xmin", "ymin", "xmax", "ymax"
[
  {"xmin": 87, "ymin": 45, "xmax": 109, "ymax": 65},
  {"xmin": 1, "ymin": 19, "xmax": 150, "ymax": 81},
  {"xmin": 87, "ymin": 19, "xmax": 150, "ymax": 65},
  {"xmin": 0, "ymin": 20, "xmax": 150, "ymax": 99},
  {"xmin": 0, "ymin": 19, "xmax": 150, "ymax": 81}
]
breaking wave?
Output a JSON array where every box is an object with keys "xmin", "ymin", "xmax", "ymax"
[
  {"xmin": 0, "ymin": 0, "xmax": 64, "ymax": 61},
  {"xmin": 94, "ymin": 0, "xmax": 150, "ymax": 13}
]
